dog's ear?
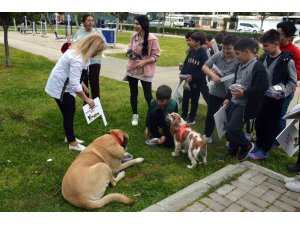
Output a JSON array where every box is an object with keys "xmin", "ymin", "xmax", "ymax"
[{"xmin": 122, "ymin": 137, "xmax": 129, "ymax": 149}]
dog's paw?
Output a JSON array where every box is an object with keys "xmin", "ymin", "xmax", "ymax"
[
  {"xmin": 171, "ymin": 152, "xmax": 179, "ymax": 157},
  {"xmin": 135, "ymin": 158, "xmax": 144, "ymax": 163},
  {"xmin": 118, "ymin": 171, "xmax": 126, "ymax": 179},
  {"xmin": 187, "ymin": 165, "xmax": 195, "ymax": 169}
]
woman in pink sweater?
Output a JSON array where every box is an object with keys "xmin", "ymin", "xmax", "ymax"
[{"xmin": 125, "ymin": 15, "xmax": 160, "ymax": 126}]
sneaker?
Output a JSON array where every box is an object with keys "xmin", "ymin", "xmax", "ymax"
[
  {"xmin": 248, "ymin": 149, "xmax": 268, "ymax": 160},
  {"xmin": 186, "ymin": 118, "xmax": 196, "ymax": 125},
  {"xmin": 284, "ymin": 175, "xmax": 300, "ymax": 184},
  {"xmin": 287, "ymin": 164, "xmax": 300, "ymax": 173},
  {"xmin": 145, "ymin": 138, "xmax": 160, "ymax": 147},
  {"xmin": 131, "ymin": 114, "xmax": 139, "ymax": 126},
  {"xmin": 251, "ymin": 145, "xmax": 261, "ymax": 153},
  {"xmin": 204, "ymin": 135, "xmax": 212, "ymax": 144},
  {"xmin": 121, "ymin": 152, "xmax": 133, "ymax": 163},
  {"xmin": 237, "ymin": 143, "xmax": 254, "ymax": 161},
  {"xmin": 285, "ymin": 180, "xmax": 300, "ymax": 193},
  {"xmin": 64, "ymin": 137, "xmax": 84, "ymax": 144},
  {"xmin": 69, "ymin": 143, "xmax": 86, "ymax": 151},
  {"xmin": 217, "ymin": 153, "xmax": 236, "ymax": 162}
]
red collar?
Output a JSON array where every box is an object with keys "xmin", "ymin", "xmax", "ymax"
[
  {"xmin": 110, "ymin": 132, "xmax": 123, "ymax": 146},
  {"xmin": 179, "ymin": 125, "xmax": 190, "ymax": 141}
]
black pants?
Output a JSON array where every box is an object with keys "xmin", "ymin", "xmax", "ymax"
[
  {"xmin": 181, "ymin": 81, "xmax": 209, "ymax": 121},
  {"xmin": 297, "ymin": 125, "xmax": 300, "ymax": 164},
  {"xmin": 128, "ymin": 76, "xmax": 153, "ymax": 114},
  {"xmin": 54, "ymin": 92, "xmax": 76, "ymax": 142},
  {"xmin": 226, "ymin": 102, "xmax": 249, "ymax": 154},
  {"xmin": 204, "ymin": 94, "xmax": 225, "ymax": 137},
  {"xmin": 255, "ymin": 97, "xmax": 283, "ymax": 152},
  {"xmin": 148, "ymin": 109, "xmax": 174, "ymax": 148},
  {"xmin": 82, "ymin": 64, "xmax": 101, "ymax": 99}
]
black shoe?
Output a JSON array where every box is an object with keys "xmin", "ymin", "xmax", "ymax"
[
  {"xmin": 217, "ymin": 153, "xmax": 237, "ymax": 162},
  {"xmin": 287, "ymin": 164, "xmax": 300, "ymax": 173},
  {"xmin": 237, "ymin": 143, "xmax": 254, "ymax": 161}
]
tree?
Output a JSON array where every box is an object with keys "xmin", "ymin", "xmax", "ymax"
[
  {"xmin": 258, "ymin": 12, "xmax": 271, "ymax": 33},
  {"xmin": 0, "ymin": 12, "xmax": 41, "ymax": 67}
]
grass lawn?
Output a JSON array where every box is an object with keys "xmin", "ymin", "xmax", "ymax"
[
  {"xmin": 0, "ymin": 44, "xmax": 298, "ymax": 212},
  {"xmin": 109, "ymin": 31, "xmax": 187, "ymax": 67}
]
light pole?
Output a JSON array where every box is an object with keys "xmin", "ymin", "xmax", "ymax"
[
  {"xmin": 67, "ymin": 14, "xmax": 71, "ymax": 37},
  {"xmin": 24, "ymin": 16, "xmax": 28, "ymax": 31},
  {"xmin": 55, "ymin": 13, "xmax": 58, "ymax": 34}
]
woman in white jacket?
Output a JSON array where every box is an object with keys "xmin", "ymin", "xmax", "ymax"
[{"xmin": 45, "ymin": 33, "xmax": 105, "ymax": 151}]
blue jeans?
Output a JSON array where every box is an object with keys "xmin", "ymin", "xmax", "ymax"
[{"xmin": 276, "ymin": 93, "xmax": 294, "ymax": 137}]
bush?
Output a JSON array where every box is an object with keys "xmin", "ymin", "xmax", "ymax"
[{"xmin": 121, "ymin": 24, "xmax": 261, "ymax": 40}]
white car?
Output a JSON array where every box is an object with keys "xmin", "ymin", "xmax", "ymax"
[
  {"xmin": 237, "ymin": 23, "xmax": 260, "ymax": 33},
  {"xmin": 293, "ymin": 36, "xmax": 300, "ymax": 49},
  {"xmin": 149, "ymin": 20, "xmax": 163, "ymax": 27}
]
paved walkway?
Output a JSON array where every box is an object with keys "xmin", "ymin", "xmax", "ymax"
[
  {"xmin": 142, "ymin": 161, "xmax": 300, "ymax": 212},
  {"xmin": 1, "ymin": 31, "xmax": 300, "ymax": 212}
]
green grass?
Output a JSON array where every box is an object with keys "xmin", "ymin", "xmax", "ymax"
[
  {"xmin": 109, "ymin": 32, "xmax": 187, "ymax": 67},
  {"xmin": 0, "ymin": 44, "xmax": 298, "ymax": 212}
]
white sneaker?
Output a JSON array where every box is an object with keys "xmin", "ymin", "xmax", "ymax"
[
  {"xmin": 285, "ymin": 180, "xmax": 300, "ymax": 193},
  {"xmin": 64, "ymin": 137, "xmax": 84, "ymax": 144},
  {"xmin": 284, "ymin": 175, "xmax": 300, "ymax": 183},
  {"xmin": 69, "ymin": 143, "xmax": 86, "ymax": 151},
  {"xmin": 131, "ymin": 114, "xmax": 139, "ymax": 126},
  {"xmin": 204, "ymin": 135, "xmax": 212, "ymax": 144}
]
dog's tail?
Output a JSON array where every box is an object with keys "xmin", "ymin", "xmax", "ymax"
[{"xmin": 84, "ymin": 193, "xmax": 134, "ymax": 209}]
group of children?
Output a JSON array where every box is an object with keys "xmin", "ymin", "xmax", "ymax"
[{"xmin": 145, "ymin": 22, "xmax": 300, "ymax": 172}]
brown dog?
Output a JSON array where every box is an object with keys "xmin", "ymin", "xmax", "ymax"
[
  {"xmin": 61, "ymin": 129, "xmax": 144, "ymax": 209},
  {"xmin": 166, "ymin": 113, "xmax": 207, "ymax": 169}
]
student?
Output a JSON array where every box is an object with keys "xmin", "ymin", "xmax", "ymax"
[
  {"xmin": 208, "ymin": 32, "xmax": 224, "ymax": 56},
  {"xmin": 249, "ymin": 29, "xmax": 297, "ymax": 160},
  {"xmin": 72, "ymin": 14, "xmax": 106, "ymax": 100},
  {"xmin": 180, "ymin": 32, "xmax": 209, "ymax": 125},
  {"xmin": 125, "ymin": 15, "xmax": 160, "ymax": 126},
  {"xmin": 202, "ymin": 35, "xmax": 238, "ymax": 144},
  {"xmin": 221, "ymin": 38, "xmax": 269, "ymax": 161},
  {"xmin": 274, "ymin": 21, "xmax": 300, "ymax": 147},
  {"xmin": 45, "ymin": 33, "xmax": 105, "ymax": 151},
  {"xmin": 145, "ymin": 85, "xmax": 178, "ymax": 148}
]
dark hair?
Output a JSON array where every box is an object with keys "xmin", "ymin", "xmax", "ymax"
[
  {"xmin": 215, "ymin": 33, "xmax": 224, "ymax": 45},
  {"xmin": 82, "ymin": 14, "xmax": 94, "ymax": 23},
  {"xmin": 206, "ymin": 34, "xmax": 213, "ymax": 42},
  {"xmin": 191, "ymin": 32, "xmax": 207, "ymax": 45},
  {"xmin": 260, "ymin": 29, "xmax": 280, "ymax": 43},
  {"xmin": 185, "ymin": 30, "xmax": 195, "ymax": 39},
  {"xmin": 277, "ymin": 21, "xmax": 297, "ymax": 37},
  {"xmin": 222, "ymin": 35, "xmax": 238, "ymax": 46},
  {"xmin": 156, "ymin": 85, "xmax": 172, "ymax": 100},
  {"xmin": 134, "ymin": 15, "xmax": 149, "ymax": 56},
  {"xmin": 234, "ymin": 38, "xmax": 257, "ymax": 53}
]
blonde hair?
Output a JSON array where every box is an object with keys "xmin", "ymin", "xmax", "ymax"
[{"xmin": 71, "ymin": 32, "xmax": 105, "ymax": 64}]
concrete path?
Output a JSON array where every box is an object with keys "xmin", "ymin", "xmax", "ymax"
[
  {"xmin": 142, "ymin": 161, "xmax": 300, "ymax": 212},
  {"xmin": 0, "ymin": 31, "xmax": 207, "ymax": 104}
]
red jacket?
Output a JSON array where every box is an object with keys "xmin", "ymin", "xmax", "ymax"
[{"xmin": 280, "ymin": 42, "xmax": 300, "ymax": 80}]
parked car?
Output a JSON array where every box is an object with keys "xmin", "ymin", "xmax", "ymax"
[
  {"xmin": 237, "ymin": 23, "xmax": 260, "ymax": 33},
  {"xmin": 149, "ymin": 20, "xmax": 163, "ymax": 27},
  {"xmin": 293, "ymin": 36, "xmax": 300, "ymax": 49},
  {"xmin": 184, "ymin": 20, "xmax": 195, "ymax": 28}
]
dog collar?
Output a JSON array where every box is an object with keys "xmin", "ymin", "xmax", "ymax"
[
  {"xmin": 179, "ymin": 125, "xmax": 190, "ymax": 142},
  {"xmin": 110, "ymin": 132, "xmax": 123, "ymax": 146}
]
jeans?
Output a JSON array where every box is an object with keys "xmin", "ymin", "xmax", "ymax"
[
  {"xmin": 181, "ymin": 81, "xmax": 209, "ymax": 121},
  {"xmin": 82, "ymin": 64, "xmax": 101, "ymax": 99},
  {"xmin": 148, "ymin": 109, "xmax": 174, "ymax": 148},
  {"xmin": 127, "ymin": 76, "xmax": 153, "ymax": 114},
  {"xmin": 204, "ymin": 94, "xmax": 224, "ymax": 137},
  {"xmin": 276, "ymin": 93, "xmax": 294, "ymax": 137},
  {"xmin": 54, "ymin": 92, "xmax": 76, "ymax": 142},
  {"xmin": 226, "ymin": 102, "xmax": 249, "ymax": 154}
]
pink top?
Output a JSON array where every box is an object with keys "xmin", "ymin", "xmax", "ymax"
[{"xmin": 126, "ymin": 33, "xmax": 160, "ymax": 82}]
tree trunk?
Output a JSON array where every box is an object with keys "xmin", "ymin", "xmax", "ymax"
[
  {"xmin": 75, "ymin": 14, "xmax": 79, "ymax": 30},
  {"xmin": 115, "ymin": 16, "xmax": 120, "ymax": 34},
  {"xmin": 3, "ymin": 25, "xmax": 11, "ymax": 67}
]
